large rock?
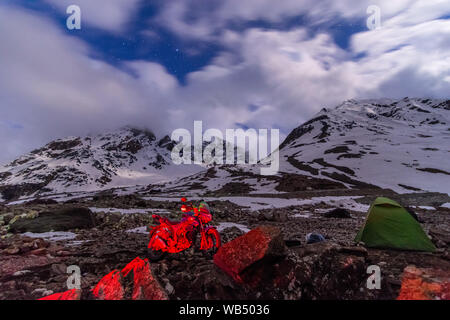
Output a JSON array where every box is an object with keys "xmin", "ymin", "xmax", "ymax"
[
  {"xmin": 293, "ymin": 243, "xmax": 367, "ymax": 299},
  {"xmin": 92, "ymin": 270, "xmax": 124, "ymax": 300},
  {"xmin": 397, "ymin": 266, "xmax": 450, "ymax": 300},
  {"xmin": 92, "ymin": 257, "xmax": 168, "ymax": 300},
  {"xmin": 9, "ymin": 207, "xmax": 96, "ymax": 233},
  {"xmin": 210, "ymin": 240, "xmax": 368, "ymax": 299},
  {"xmin": 257, "ymin": 242, "xmax": 368, "ymax": 300},
  {"xmin": 322, "ymin": 208, "xmax": 351, "ymax": 218},
  {"xmin": 213, "ymin": 226, "xmax": 287, "ymax": 284},
  {"xmin": 190, "ymin": 267, "xmax": 248, "ymax": 300},
  {"xmin": 121, "ymin": 257, "xmax": 168, "ymax": 300}
]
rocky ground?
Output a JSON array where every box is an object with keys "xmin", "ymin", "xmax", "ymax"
[{"xmin": 0, "ymin": 191, "xmax": 449, "ymax": 300}]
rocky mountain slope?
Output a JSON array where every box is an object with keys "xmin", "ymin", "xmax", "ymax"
[
  {"xmin": 278, "ymin": 98, "xmax": 450, "ymax": 194},
  {"xmin": 0, "ymin": 127, "xmax": 203, "ymax": 200}
]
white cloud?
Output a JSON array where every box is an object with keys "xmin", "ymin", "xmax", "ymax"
[
  {"xmin": 350, "ymin": 11, "xmax": 450, "ymax": 97},
  {"xmin": 153, "ymin": 0, "xmax": 450, "ymax": 41},
  {"xmin": 0, "ymin": 4, "xmax": 177, "ymax": 163},
  {"xmin": 161, "ymin": 28, "xmax": 359, "ymax": 133}
]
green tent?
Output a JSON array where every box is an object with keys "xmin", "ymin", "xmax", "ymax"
[{"xmin": 355, "ymin": 197, "xmax": 436, "ymax": 252}]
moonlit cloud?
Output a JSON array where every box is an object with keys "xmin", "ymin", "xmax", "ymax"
[
  {"xmin": 0, "ymin": 4, "xmax": 176, "ymax": 163},
  {"xmin": 153, "ymin": 0, "xmax": 450, "ymax": 40}
]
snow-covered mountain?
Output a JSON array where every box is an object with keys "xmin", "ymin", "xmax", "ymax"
[
  {"xmin": 152, "ymin": 98, "xmax": 450, "ymax": 196},
  {"xmin": 0, "ymin": 127, "xmax": 204, "ymax": 200},
  {"xmin": 277, "ymin": 98, "xmax": 449, "ymax": 194}
]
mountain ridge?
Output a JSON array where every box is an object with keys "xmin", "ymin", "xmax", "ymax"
[{"xmin": 1, "ymin": 97, "xmax": 449, "ymax": 201}]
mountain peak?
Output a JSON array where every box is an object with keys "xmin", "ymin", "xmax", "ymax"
[
  {"xmin": 0, "ymin": 127, "xmax": 203, "ymax": 200},
  {"xmin": 278, "ymin": 97, "xmax": 450, "ymax": 194}
]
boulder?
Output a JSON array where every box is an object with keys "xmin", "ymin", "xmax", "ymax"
[
  {"xmin": 92, "ymin": 257, "xmax": 168, "ymax": 300},
  {"xmin": 285, "ymin": 242, "xmax": 367, "ymax": 300},
  {"xmin": 273, "ymin": 210, "xmax": 288, "ymax": 222},
  {"xmin": 322, "ymin": 208, "xmax": 351, "ymax": 218},
  {"xmin": 397, "ymin": 265, "xmax": 450, "ymax": 300},
  {"xmin": 121, "ymin": 257, "xmax": 168, "ymax": 300},
  {"xmin": 9, "ymin": 207, "xmax": 96, "ymax": 233},
  {"xmin": 190, "ymin": 267, "xmax": 248, "ymax": 300},
  {"xmin": 213, "ymin": 226, "xmax": 286, "ymax": 284},
  {"xmin": 92, "ymin": 270, "xmax": 124, "ymax": 300},
  {"xmin": 211, "ymin": 241, "xmax": 368, "ymax": 300}
]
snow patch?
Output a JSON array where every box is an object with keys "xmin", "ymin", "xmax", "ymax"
[
  {"xmin": 126, "ymin": 226, "xmax": 148, "ymax": 234},
  {"xmin": 292, "ymin": 212, "xmax": 313, "ymax": 218},
  {"xmin": 411, "ymin": 205, "xmax": 436, "ymax": 211},
  {"xmin": 143, "ymin": 196, "xmax": 367, "ymax": 212},
  {"xmin": 217, "ymin": 222, "xmax": 250, "ymax": 233},
  {"xmin": 88, "ymin": 207, "xmax": 169, "ymax": 215},
  {"xmin": 21, "ymin": 231, "xmax": 77, "ymax": 241}
]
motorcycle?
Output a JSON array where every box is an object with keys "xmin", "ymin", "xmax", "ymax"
[{"xmin": 147, "ymin": 198, "xmax": 221, "ymax": 261}]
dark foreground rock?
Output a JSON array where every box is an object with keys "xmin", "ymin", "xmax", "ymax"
[
  {"xmin": 323, "ymin": 208, "xmax": 352, "ymax": 218},
  {"xmin": 9, "ymin": 207, "xmax": 95, "ymax": 233},
  {"xmin": 212, "ymin": 226, "xmax": 369, "ymax": 299}
]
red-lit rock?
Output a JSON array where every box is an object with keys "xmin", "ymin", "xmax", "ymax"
[
  {"xmin": 121, "ymin": 257, "xmax": 168, "ymax": 300},
  {"xmin": 397, "ymin": 265, "xmax": 450, "ymax": 300},
  {"xmin": 92, "ymin": 270, "xmax": 124, "ymax": 300},
  {"xmin": 213, "ymin": 225, "xmax": 286, "ymax": 284},
  {"xmin": 39, "ymin": 288, "xmax": 81, "ymax": 300},
  {"xmin": 91, "ymin": 257, "xmax": 167, "ymax": 300}
]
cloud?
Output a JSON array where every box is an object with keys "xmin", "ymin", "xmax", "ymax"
[
  {"xmin": 43, "ymin": 0, "xmax": 140, "ymax": 32},
  {"xmin": 0, "ymin": 4, "xmax": 177, "ymax": 163},
  {"xmin": 167, "ymin": 29, "xmax": 357, "ymax": 133},
  {"xmin": 155, "ymin": 0, "xmax": 450, "ymax": 133},
  {"xmin": 349, "ymin": 11, "xmax": 450, "ymax": 98},
  {"xmin": 152, "ymin": 0, "xmax": 437, "ymax": 40}
]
